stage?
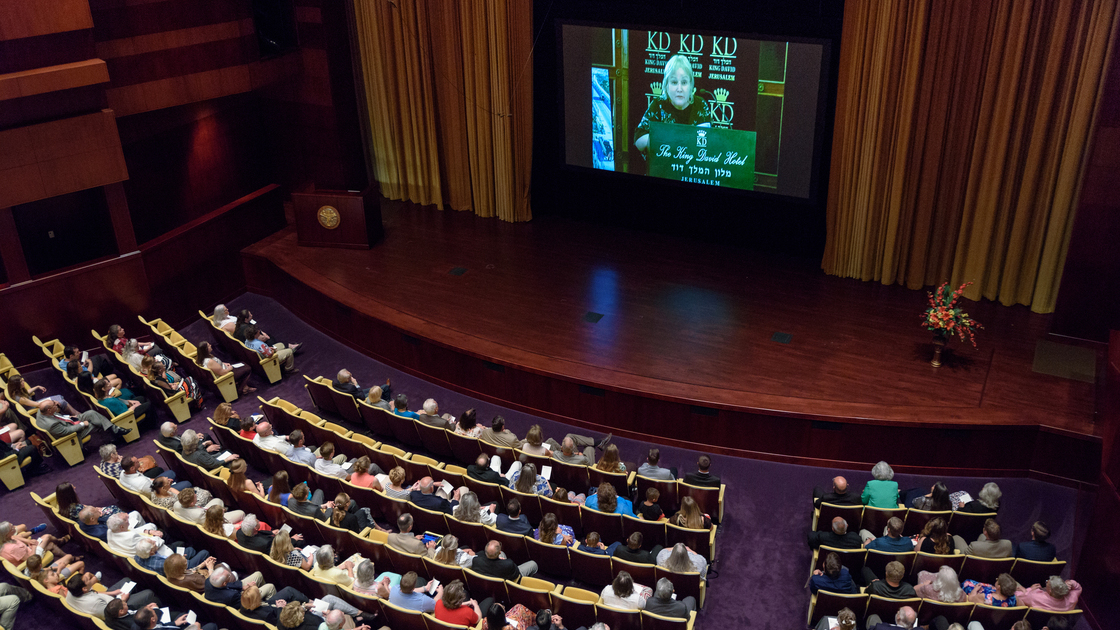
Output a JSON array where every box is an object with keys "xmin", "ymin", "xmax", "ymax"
[{"xmin": 243, "ymin": 200, "xmax": 1102, "ymax": 485}]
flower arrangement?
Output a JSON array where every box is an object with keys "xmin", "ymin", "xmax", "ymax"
[{"xmin": 922, "ymin": 281, "xmax": 982, "ymax": 347}]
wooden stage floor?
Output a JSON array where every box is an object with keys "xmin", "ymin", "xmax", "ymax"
[{"xmin": 244, "ymin": 200, "xmax": 1101, "ymax": 481}]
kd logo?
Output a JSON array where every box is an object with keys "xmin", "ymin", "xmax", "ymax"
[
  {"xmin": 696, "ymin": 129, "xmax": 708, "ymax": 147},
  {"xmin": 712, "ymin": 36, "xmax": 738, "ymax": 58},
  {"xmin": 678, "ymin": 34, "xmax": 704, "ymax": 55},
  {"xmin": 710, "ymin": 101, "xmax": 735, "ymax": 126},
  {"xmin": 646, "ymin": 32, "xmax": 670, "ymax": 53}
]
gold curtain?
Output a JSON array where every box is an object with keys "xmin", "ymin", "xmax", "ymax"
[
  {"xmin": 352, "ymin": 0, "xmax": 533, "ymax": 222},
  {"xmin": 824, "ymin": 0, "xmax": 1119, "ymax": 312}
]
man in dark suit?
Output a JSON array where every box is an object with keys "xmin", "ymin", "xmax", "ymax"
[
  {"xmin": 410, "ymin": 477, "xmax": 458, "ymax": 514},
  {"xmin": 643, "ymin": 578, "xmax": 695, "ymax": 618},
  {"xmin": 467, "ymin": 454, "xmax": 506, "ymax": 485},
  {"xmin": 611, "ymin": 532, "xmax": 662, "ymax": 564},
  {"xmin": 158, "ymin": 422, "xmax": 215, "ymax": 454},
  {"xmin": 807, "ymin": 517, "xmax": 862, "ymax": 550},
  {"xmin": 416, "ymin": 398, "xmax": 455, "ymax": 429},
  {"xmin": 332, "ymin": 370, "xmax": 369, "ymax": 399},
  {"xmin": 681, "ymin": 455, "xmax": 720, "ymax": 488},
  {"xmin": 495, "ymin": 499, "xmax": 532, "ymax": 535},
  {"xmin": 78, "ymin": 507, "xmax": 109, "ymax": 540},
  {"xmin": 813, "ymin": 476, "xmax": 861, "ymax": 508},
  {"xmin": 234, "ymin": 515, "xmax": 274, "ymax": 553},
  {"xmin": 1015, "ymin": 521, "xmax": 1057, "ymax": 561},
  {"xmin": 866, "ymin": 606, "xmax": 917, "ymax": 630},
  {"xmin": 471, "ymin": 540, "xmax": 537, "ymax": 581},
  {"xmin": 288, "ymin": 483, "xmax": 327, "ymax": 520}
]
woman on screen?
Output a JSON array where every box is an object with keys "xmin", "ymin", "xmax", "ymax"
[{"xmin": 634, "ymin": 54, "xmax": 713, "ymax": 155}]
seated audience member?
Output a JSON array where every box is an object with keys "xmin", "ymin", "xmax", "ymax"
[
  {"xmin": 314, "ymin": 442, "xmax": 358, "ymax": 480},
  {"xmin": 669, "ymin": 496, "xmax": 711, "ymax": 529},
  {"xmin": 105, "ymin": 513, "xmax": 173, "ymax": 557},
  {"xmin": 810, "ymin": 552, "xmax": 858, "ymax": 594},
  {"xmin": 205, "ymin": 565, "xmax": 277, "ymax": 605},
  {"xmin": 353, "ymin": 559, "xmax": 395, "ymax": 598},
  {"xmin": 251, "ymin": 421, "xmax": 292, "ymax": 455},
  {"xmin": 534, "ymin": 512, "xmax": 575, "ymax": 547},
  {"xmin": 518, "ymin": 424, "xmax": 550, "ymax": 456},
  {"xmin": 1016, "ymin": 521, "xmax": 1057, "ymax": 561},
  {"xmin": 543, "ymin": 430, "xmax": 611, "ymax": 465},
  {"xmin": 288, "ymin": 480, "xmax": 327, "ymax": 518},
  {"xmin": 194, "ymin": 341, "xmax": 254, "ymax": 395},
  {"xmin": 637, "ymin": 489, "xmax": 664, "ymax": 521},
  {"xmin": 612, "ymin": 532, "xmax": 662, "ymax": 565},
  {"xmin": 158, "ymin": 422, "xmax": 214, "ymax": 453},
  {"xmin": 510, "ymin": 462, "xmax": 553, "ymax": 497},
  {"xmin": 238, "ymin": 417, "xmax": 257, "ymax": 439},
  {"xmin": 578, "ymin": 531, "xmax": 622, "ymax": 556},
  {"xmin": 916, "ymin": 517, "xmax": 959, "ymax": 555},
  {"xmin": 866, "ymin": 606, "xmax": 917, "ymax": 630},
  {"xmin": 174, "ymin": 487, "xmax": 244, "ymax": 524},
  {"xmin": 433, "ymin": 534, "xmax": 477, "ymax": 568},
  {"xmin": 365, "ymin": 386, "xmax": 392, "ymax": 411},
  {"xmin": 227, "ymin": 458, "xmax": 266, "ymax": 499},
  {"xmin": 636, "ymin": 448, "xmax": 676, "ymax": 480},
  {"xmin": 382, "ymin": 466, "xmax": 413, "ymax": 500},
  {"xmin": 24, "ymin": 550, "xmax": 83, "ymax": 584},
  {"xmin": 388, "ymin": 514, "xmax": 438, "ymax": 557},
  {"xmin": 244, "ymin": 325, "xmax": 298, "ymax": 375},
  {"xmin": 213, "ymin": 304, "xmax": 238, "ymax": 333},
  {"xmin": 467, "ymin": 453, "xmax": 507, "ymax": 484},
  {"xmin": 277, "ymin": 600, "xmax": 324, "ymax": 630},
  {"xmin": 283, "ymin": 430, "xmax": 316, "ymax": 465},
  {"xmin": 212, "ymin": 402, "xmax": 242, "ymax": 429},
  {"xmin": 963, "ymin": 573, "xmax": 1018, "ymax": 606},
  {"xmin": 495, "ymin": 499, "xmax": 534, "ymax": 535},
  {"xmin": 328, "ymin": 492, "xmax": 378, "ymax": 533},
  {"xmin": 657, "ymin": 542, "xmax": 707, "ymax": 575},
  {"xmin": 453, "ymin": 491, "xmax": 497, "ymax": 526},
  {"xmin": 808, "ymin": 516, "xmax": 862, "ymax": 550},
  {"xmin": 0, "ymin": 424, "xmax": 45, "ymax": 475},
  {"xmin": 417, "ymin": 398, "xmax": 455, "ymax": 429},
  {"xmin": 10, "ymin": 372, "xmax": 82, "ymax": 423},
  {"xmin": 135, "ymin": 537, "xmax": 209, "ymax": 574},
  {"xmin": 480, "ymin": 415, "xmax": 524, "ymax": 449},
  {"xmin": 391, "ymin": 394, "xmax": 420, "ymax": 420},
  {"xmin": 815, "ymin": 608, "xmax": 856, "ymax": 630},
  {"xmin": 233, "ymin": 309, "xmax": 299, "ymax": 350},
  {"xmin": 347, "ymin": 456, "xmax": 384, "ymax": 490},
  {"xmin": 58, "ymin": 346, "xmax": 121, "ymax": 388},
  {"xmin": 866, "ymin": 561, "xmax": 916, "ymax": 599},
  {"xmin": 682, "ymin": 454, "xmax": 721, "ymax": 488},
  {"xmin": 411, "ymin": 475, "xmax": 461, "ymax": 513},
  {"xmin": 37, "ymin": 399, "xmax": 127, "ymax": 440},
  {"xmin": 269, "ymin": 529, "xmax": 312, "ymax": 571},
  {"xmin": 814, "ymin": 475, "xmax": 860, "ymax": 508},
  {"xmin": 66, "ymin": 571, "xmax": 160, "ymax": 618},
  {"xmin": 37, "ymin": 565, "xmax": 74, "ymax": 596},
  {"xmin": 151, "ymin": 476, "xmax": 212, "ymax": 510},
  {"xmin": 594, "ymin": 444, "xmax": 626, "ymax": 473},
  {"xmin": 121, "ymin": 456, "xmax": 188, "ymax": 493},
  {"xmin": 149, "ymin": 362, "xmax": 202, "ymax": 408},
  {"xmin": 239, "ymin": 583, "xmax": 293, "ymax": 625},
  {"xmin": 55, "ymin": 481, "xmax": 121, "ymax": 522},
  {"xmin": 434, "ymin": 579, "xmax": 481, "ymax": 627},
  {"xmin": 333, "ymin": 369, "xmax": 369, "ymax": 399},
  {"xmin": 78, "ymin": 507, "xmax": 110, "ymax": 539},
  {"xmin": 599, "ymin": 571, "xmax": 649, "ymax": 610},
  {"xmin": 585, "ymin": 481, "xmax": 633, "ymax": 515},
  {"xmin": 958, "ymin": 482, "xmax": 1002, "ymax": 514},
  {"xmin": 471, "ymin": 540, "xmax": 538, "ymax": 581},
  {"xmin": 861, "ymin": 515, "xmax": 912, "ymax": 552},
  {"xmin": 907, "ymin": 481, "xmax": 952, "ymax": 511},
  {"xmin": 202, "ymin": 505, "xmax": 240, "ymax": 538},
  {"xmin": 0, "ymin": 521, "xmax": 65, "ymax": 565},
  {"xmin": 553, "ymin": 486, "xmax": 585, "ymax": 505},
  {"xmin": 862, "ymin": 461, "xmax": 900, "ymax": 508},
  {"xmin": 164, "ymin": 552, "xmax": 215, "ymax": 592},
  {"xmin": 961, "ymin": 518, "xmax": 1013, "ymax": 558},
  {"xmin": 914, "ymin": 565, "xmax": 966, "ymax": 602},
  {"xmin": 93, "ymin": 378, "xmax": 150, "ymax": 423},
  {"xmin": 235, "ymin": 515, "xmax": 274, "ymax": 553},
  {"xmin": 389, "ymin": 571, "xmax": 442, "ymax": 613},
  {"xmin": 1015, "ymin": 576, "xmax": 1081, "ymax": 611},
  {"xmin": 311, "ymin": 545, "xmax": 359, "ymax": 587},
  {"xmin": 454, "ymin": 408, "xmax": 483, "ymax": 437},
  {"xmin": 644, "ymin": 577, "xmax": 696, "ymax": 617},
  {"xmin": 108, "ymin": 325, "xmax": 165, "ymax": 359},
  {"xmin": 183, "ymin": 429, "xmax": 236, "ymax": 471}
]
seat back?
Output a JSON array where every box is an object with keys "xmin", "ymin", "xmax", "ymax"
[
  {"xmin": 818, "ymin": 502, "xmax": 864, "ymax": 532},
  {"xmin": 351, "ymin": 530, "xmax": 395, "ymax": 574},
  {"xmin": 444, "ymin": 516, "xmax": 489, "ymax": 552},
  {"xmin": 666, "ymin": 522, "xmax": 715, "ymax": 563},
  {"xmin": 423, "ymin": 612, "xmax": 473, "ymax": 630},
  {"xmin": 327, "ymin": 385, "xmax": 363, "ymax": 425},
  {"xmin": 415, "ymin": 422, "xmax": 454, "ymax": 460},
  {"xmin": 815, "ymin": 545, "xmax": 866, "ymax": 580},
  {"xmin": 968, "ymin": 604, "xmax": 1028, "ymax": 630},
  {"xmin": 550, "ymin": 587, "xmax": 599, "ymax": 630},
  {"xmin": 622, "ymin": 514, "xmax": 668, "ymax": 550},
  {"xmin": 654, "ymin": 566, "xmax": 705, "ymax": 609},
  {"xmin": 506, "ymin": 576, "xmax": 556, "ymax": 614},
  {"xmin": 568, "ymin": 547, "xmax": 615, "ymax": 587},
  {"xmin": 858, "ymin": 506, "xmax": 905, "ymax": 536},
  {"xmin": 642, "ymin": 609, "xmax": 695, "ymax": 630},
  {"xmin": 485, "ymin": 525, "xmax": 530, "ymax": 565},
  {"xmin": 948, "ymin": 510, "xmax": 998, "ymax": 542},
  {"xmin": 864, "ymin": 550, "xmax": 915, "ymax": 581},
  {"xmin": 462, "ymin": 476, "xmax": 504, "ymax": 506},
  {"xmin": 808, "ymin": 591, "xmax": 868, "ymax": 629},
  {"xmin": 634, "ymin": 475, "xmax": 680, "ymax": 515},
  {"xmin": 911, "ymin": 552, "xmax": 965, "ymax": 578},
  {"xmin": 445, "ymin": 431, "xmax": 483, "ymax": 466},
  {"xmin": 903, "ymin": 508, "xmax": 953, "ymax": 537},
  {"xmin": 1010, "ymin": 559, "xmax": 1066, "ymax": 587},
  {"xmin": 611, "ymin": 556, "xmax": 658, "ymax": 588},
  {"xmin": 385, "ymin": 411, "xmax": 423, "ymax": 449},
  {"xmin": 422, "ymin": 556, "xmax": 467, "ymax": 587},
  {"xmin": 541, "ymin": 495, "xmax": 584, "ymax": 539},
  {"xmin": 917, "ymin": 600, "xmax": 974, "ymax": 627},
  {"xmin": 1024, "ymin": 607, "xmax": 1081, "ymax": 630},
  {"xmin": 357, "ymin": 400, "xmax": 395, "ymax": 438},
  {"xmin": 549, "ymin": 459, "xmax": 590, "ymax": 498},
  {"xmin": 304, "ymin": 376, "xmax": 339, "ymax": 416},
  {"xmin": 380, "ymin": 599, "xmax": 430, "ymax": 630},
  {"xmin": 462, "ymin": 567, "xmax": 510, "ymax": 605},
  {"xmin": 524, "ymin": 535, "xmax": 573, "ymax": 579},
  {"xmin": 580, "ymin": 508, "xmax": 624, "ymax": 547},
  {"xmin": 499, "ymin": 485, "xmax": 543, "ymax": 526},
  {"xmin": 410, "ymin": 505, "xmax": 450, "ymax": 540},
  {"xmin": 587, "ymin": 467, "xmax": 631, "ymax": 499},
  {"xmin": 595, "ymin": 604, "xmax": 643, "ymax": 630},
  {"xmin": 477, "ymin": 439, "xmax": 516, "ymax": 470},
  {"xmin": 865, "ymin": 595, "xmax": 922, "ymax": 627},
  {"xmin": 959, "ymin": 555, "xmax": 1016, "ymax": 584}
]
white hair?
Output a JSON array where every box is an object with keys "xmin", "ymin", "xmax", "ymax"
[
  {"xmin": 422, "ymin": 398, "xmax": 438, "ymax": 415},
  {"xmin": 99, "ymin": 444, "xmax": 117, "ymax": 462},
  {"xmin": 1047, "ymin": 575, "xmax": 1070, "ymax": 597},
  {"xmin": 180, "ymin": 430, "xmax": 200, "ymax": 455},
  {"xmin": 895, "ymin": 607, "xmax": 917, "ymax": 629},
  {"xmin": 213, "ymin": 304, "xmax": 228, "ymax": 320},
  {"xmin": 107, "ymin": 513, "xmax": 130, "ymax": 533},
  {"xmin": 934, "ymin": 565, "xmax": 963, "ymax": 602},
  {"xmin": 135, "ymin": 537, "xmax": 159, "ymax": 559},
  {"xmin": 122, "ymin": 339, "xmax": 140, "ymax": 360},
  {"xmin": 0, "ymin": 522, "xmax": 11, "ymax": 542},
  {"xmin": 160, "ymin": 422, "xmax": 176, "ymax": 437},
  {"xmin": 324, "ymin": 610, "xmax": 345, "ymax": 630},
  {"xmin": 315, "ymin": 545, "xmax": 335, "ymax": 569},
  {"xmin": 209, "ymin": 566, "xmax": 230, "ymax": 587},
  {"xmin": 978, "ymin": 482, "xmax": 1002, "ymax": 510},
  {"xmin": 355, "ymin": 560, "xmax": 377, "ymax": 588},
  {"xmin": 240, "ymin": 514, "xmax": 259, "ymax": 535},
  {"xmin": 871, "ymin": 461, "xmax": 894, "ymax": 481}
]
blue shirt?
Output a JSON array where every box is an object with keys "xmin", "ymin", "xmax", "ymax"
[
  {"xmin": 809, "ymin": 566, "xmax": 858, "ymax": 594},
  {"xmin": 389, "ymin": 586, "xmax": 436, "ymax": 613},
  {"xmin": 393, "ymin": 409, "xmax": 421, "ymax": 420},
  {"xmin": 245, "ymin": 339, "xmax": 269, "ymax": 355},
  {"xmin": 136, "ymin": 554, "xmax": 166, "ymax": 574},
  {"xmin": 58, "ymin": 358, "xmax": 90, "ymax": 374},
  {"xmin": 585, "ymin": 492, "xmax": 635, "ymax": 516},
  {"xmin": 866, "ymin": 535, "xmax": 915, "ymax": 553},
  {"xmin": 508, "ymin": 470, "xmax": 553, "ymax": 497}
]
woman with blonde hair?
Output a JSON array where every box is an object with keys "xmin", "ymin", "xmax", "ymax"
[
  {"xmin": 520, "ymin": 425, "xmax": 549, "ymax": 456},
  {"xmin": 213, "ymin": 401, "xmax": 240, "ymax": 428},
  {"xmin": 432, "ymin": 534, "xmax": 477, "ymax": 567},
  {"xmin": 670, "ymin": 496, "xmax": 711, "ymax": 529},
  {"xmin": 452, "ymin": 491, "xmax": 496, "ymax": 526},
  {"xmin": 382, "ymin": 466, "xmax": 411, "ymax": 500},
  {"xmin": 270, "ymin": 529, "xmax": 311, "ymax": 570},
  {"xmin": 594, "ymin": 444, "xmax": 625, "ymax": 473},
  {"xmin": 163, "ymin": 552, "xmax": 214, "ymax": 591},
  {"xmin": 634, "ymin": 53, "xmax": 714, "ymax": 154},
  {"xmin": 347, "ymin": 456, "xmax": 383, "ymax": 490}
]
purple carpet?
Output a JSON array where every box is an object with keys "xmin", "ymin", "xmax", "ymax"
[{"xmin": 0, "ymin": 292, "xmax": 1095, "ymax": 630}]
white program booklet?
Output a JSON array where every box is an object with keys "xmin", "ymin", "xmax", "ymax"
[
  {"xmin": 160, "ymin": 608, "xmax": 171, "ymax": 623},
  {"xmin": 216, "ymin": 451, "xmax": 233, "ymax": 462},
  {"xmin": 280, "ymin": 524, "xmax": 292, "ymax": 534},
  {"xmin": 120, "ymin": 581, "xmax": 137, "ymax": 594},
  {"xmin": 342, "ymin": 461, "xmax": 354, "ymax": 470},
  {"xmin": 541, "ymin": 465, "xmax": 552, "ymax": 481},
  {"xmin": 824, "ymin": 617, "xmax": 839, "ymax": 630},
  {"xmin": 186, "ymin": 611, "xmax": 197, "ymax": 625},
  {"xmin": 311, "ymin": 599, "xmax": 330, "ymax": 614},
  {"xmin": 81, "ymin": 351, "xmax": 88, "ymax": 363},
  {"xmin": 231, "ymin": 362, "xmax": 245, "ymax": 368},
  {"xmin": 176, "ymin": 547, "xmax": 185, "ymax": 555}
]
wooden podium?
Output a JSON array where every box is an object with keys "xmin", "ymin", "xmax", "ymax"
[{"xmin": 292, "ymin": 187, "xmax": 383, "ymax": 249}]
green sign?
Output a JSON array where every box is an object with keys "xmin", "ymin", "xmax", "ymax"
[{"xmin": 647, "ymin": 122, "xmax": 756, "ymax": 190}]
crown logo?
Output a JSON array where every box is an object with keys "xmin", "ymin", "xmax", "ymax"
[
  {"xmin": 697, "ymin": 129, "xmax": 707, "ymax": 137},
  {"xmin": 714, "ymin": 88, "xmax": 729, "ymax": 102},
  {"xmin": 650, "ymin": 83, "xmax": 663, "ymax": 96}
]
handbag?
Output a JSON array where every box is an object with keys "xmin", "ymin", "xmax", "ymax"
[
  {"xmin": 136, "ymin": 455, "xmax": 158, "ymax": 472},
  {"xmin": 29, "ymin": 434, "xmax": 53, "ymax": 458}
]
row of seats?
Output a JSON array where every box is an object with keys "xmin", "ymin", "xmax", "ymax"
[
  {"xmin": 814, "ymin": 501, "xmax": 996, "ymax": 542},
  {"xmin": 809, "ymin": 543, "xmax": 1066, "ymax": 585},
  {"xmin": 190, "ymin": 313, "xmax": 284, "ymax": 386},
  {"xmin": 806, "ymin": 589, "xmax": 1082, "ymax": 630},
  {"xmin": 0, "ymin": 354, "xmax": 36, "ymax": 490},
  {"xmin": 91, "ymin": 326, "xmax": 194, "ymax": 423},
  {"xmin": 254, "ymin": 396, "xmax": 718, "ymax": 560},
  {"xmin": 2, "ymin": 554, "xmax": 143, "ymax": 630}
]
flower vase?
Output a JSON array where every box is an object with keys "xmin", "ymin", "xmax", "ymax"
[{"xmin": 931, "ymin": 333, "xmax": 948, "ymax": 368}]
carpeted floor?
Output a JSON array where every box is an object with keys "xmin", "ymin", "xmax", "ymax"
[{"xmin": 0, "ymin": 292, "xmax": 1095, "ymax": 630}]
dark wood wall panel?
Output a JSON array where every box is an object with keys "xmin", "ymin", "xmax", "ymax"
[
  {"xmin": 0, "ymin": 81, "xmax": 107, "ymax": 131},
  {"xmin": 0, "ymin": 0, "xmax": 94, "ymax": 41},
  {"xmin": 0, "ymin": 29, "xmax": 96, "ymax": 74},
  {"xmin": 243, "ymin": 251, "xmax": 1103, "ymax": 485},
  {"xmin": 103, "ymin": 35, "xmax": 257, "ymax": 87},
  {"xmin": 89, "ymin": 0, "xmax": 251, "ymax": 41}
]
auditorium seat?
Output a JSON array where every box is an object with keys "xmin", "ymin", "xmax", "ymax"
[
  {"xmin": 959, "ymin": 555, "xmax": 1016, "ymax": 584},
  {"xmin": 499, "ymin": 485, "xmax": 543, "ymax": 525},
  {"xmin": 634, "ymin": 475, "xmax": 680, "ymax": 515},
  {"xmin": 423, "ymin": 612, "xmax": 472, "ymax": 630},
  {"xmin": 948, "ymin": 510, "xmax": 998, "ymax": 542},
  {"xmin": 524, "ymin": 535, "xmax": 572, "ymax": 579},
  {"xmin": 581, "ymin": 508, "xmax": 625, "ymax": 548},
  {"xmin": 666, "ymin": 521, "xmax": 716, "ymax": 563},
  {"xmin": 32, "ymin": 413, "xmax": 90, "ymax": 466},
  {"xmin": 1010, "ymin": 558, "xmax": 1066, "ymax": 587},
  {"xmin": 622, "ymin": 514, "xmax": 668, "ymax": 550},
  {"xmin": 859, "ymin": 506, "xmax": 906, "ymax": 537},
  {"xmin": 462, "ymin": 475, "xmax": 503, "ymax": 506},
  {"xmin": 1024, "ymin": 607, "xmax": 1081, "ymax": 629},
  {"xmin": 415, "ymin": 422, "xmax": 455, "ymax": 461},
  {"xmin": 179, "ymin": 340, "xmax": 238, "ymax": 402},
  {"xmin": 807, "ymin": 591, "xmax": 868, "ymax": 629},
  {"xmin": 594, "ymin": 603, "xmax": 643, "ymax": 630},
  {"xmin": 864, "ymin": 549, "xmax": 915, "ymax": 582},
  {"xmin": 444, "ymin": 514, "xmax": 488, "ymax": 552},
  {"xmin": 815, "ymin": 502, "xmax": 863, "ymax": 533},
  {"xmin": 587, "ymin": 467, "xmax": 633, "ymax": 501},
  {"xmin": 445, "ymin": 430, "xmax": 484, "ymax": 466},
  {"xmin": 911, "ymin": 551, "xmax": 965, "ymax": 579},
  {"xmin": 903, "ymin": 508, "xmax": 953, "ymax": 537},
  {"xmin": 400, "ymin": 453, "xmax": 443, "ymax": 486},
  {"xmin": 654, "ymin": 565, "xmax": 706, "ymax": 609},
  {"xmin": 409, "ymin": 504, "xmax": 450, "ymax": 539},
  {"xmin": 485, "ymin": 524, "xmax": 531, "ymax": 565},
  {"xmin": 550, "ymin": 586, "xmax": 600, "ymax": 630},
  {"xmin": 678, "ymin": 479, "xmax": 725, "ymax": 525},
  {"xmin": 380, "ymin": 599, "xmax": 429, "ymax": 630},
  {"xmin": 569, "ymin": 547, "xmax": 615, "ymax": 587},
  {"xmin": 357, "ymin": 398, "xmax": 395, "ymax": 439},
  {"xmin": 642, "ymin": 609, "xmax": 697, "ymax": 630},
  {"xmin": 611, "ymin": 556, "xmax": 658, "ymax": 588},
  {"xmin": 969, "ymin": 603, "xmax": 1028, "ymax": 630},
  {"xmin": 0, "ymin": 446, "xmax": 34, "ymax": 490},
  {"xmin": 423, "ymin": 555, "xmax": 467, "ymax": 587},
  {"xmin": 918, "ymin": 600, "xmax": 974, "ymax": 628},
  {"xmin": 541, "ymin": 495, "xmax": 584, "ymax": 538},
  {"xmin": 352, "ymin": 529, "xmax": 395, "ymax": 576},
  {"xmin": 548, "ymin": 459, "xmax": 590, "ymax": 498},
  {"xmin": 865, "ymin": 595, "xmax": 921, "ymax": 627},
  {"xmin": 463, "ymin": 566, "xmax": 510, "ymax": 604},
  {"xmin": 507, "ymin": 575, "xmax": 558, "ymax": 613},
  {"xmin": 478, "ymin": 439, "xmax": 516, "ymax": 470},
  {"xmin": 304, "ymin": 375, "xmax": 340, "ymax": 417},
  {"xmin": 384, "ymin": 409, "xmax": 423, "ymax": 450},
  {"xmin": 813, "ymin": 545, "xmax": 865, "ymax": 581},
  {"xmin": 326, "ymin": 383, "xmax": 363, "ymax": 426}
]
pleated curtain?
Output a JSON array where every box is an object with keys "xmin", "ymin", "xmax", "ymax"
[
  {"xmin": 353, "ymin": 0, "xmax": 533, "ymax": 222},
  {"xmin": 824, "ymin": 0, "xmax": 1119, "ymax": 312}
]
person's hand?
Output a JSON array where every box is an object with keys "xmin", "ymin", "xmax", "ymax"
[
  {"xmin": 465, "ymin": 549, "xmax": 476, "ymax": 556},
  {"xmin": 452, "ymin": 489, "xmax": 462, "ymax": 501},
  {"xmin": 812, "ymin": 569, "xmax": 823, "ymax": 576},
  {"xmin": 244, "ymin": 577, "xmax": 257, "ymax": 586},
  {"xmin": 255, "ymin": 481, "xmax": 264, "ymax": 492},
  {"xmin": 175, "ymin": 614, "xmax": 188, "ymax": 625},
  {"xmin": 425, "ymin": 540, "xmax": 436, "ymax": 549},
  {"xmin": 1030, "ymin": 583, "xmax": 1041, "ymax": 590},
  {"xmin": 292, "ymin": 534, "xmax": 304, "ymax": 541},
  {"xmin": 204, "ymin": 556, "xmax": 216, "ymax": 568},
  {"xmin": 434, "ymin": 584, "xmax": 444, "ymax": 596},
  {"xmin": 230, "ymin": 454, "xmax": 240, "ymax": 460},
  {"xmin": 12, "ymin": 441, "xmax": 25, "ymax": 450},
  {"xmin": 206, "ymin": 444, "xmax": 221, "ymax": 452},
  {"xmin": 119, "ymin": 591, "xmax": 130, "ymax": 602},
  {"xmin": 146, "ymin": 603, "xmax": 159, "ymax": 611},
  {"xmin": 488, "ymin": 504, "xmax": 496, "ymax": 513},
  {"xmin": 322, "ymin": 501, "xmax": 335, "ymax": 509},
  {"xmin": 341, "ymin": 560, "xmax": 354, "ymax": 569},
  {"xmin": 274, "ymin": 599, "xmax": 286, "ymax": 607},
  {"xmin": 151, "ymin": 530, "xmax": 164, "ymax": 538},
  {"xmin": 33, "ymin": 386, "xmax": 46, "ymax": 395},
  {"xmin": 127, "ymin": 399, "xmax": 139, "ymax": 408},
  {"xmin": 552, "ymin": 614, "xmax": 564, "ymax": 628},
  {"xmin": 81, "ymin": 421, "xmax": 89, "ymax": 427},
  {"xmin": 561, "ymin": 533, "xmax": 573, "ymax": 545}
]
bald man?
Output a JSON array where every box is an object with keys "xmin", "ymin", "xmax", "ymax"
[{"xmin": 813, "ymin": 475, "xmax": 860, "ymax": 508}]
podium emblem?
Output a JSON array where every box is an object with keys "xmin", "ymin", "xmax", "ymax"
[{"xmin": 317, "ymin": 205, "xmax": 340, "ymax": 229}]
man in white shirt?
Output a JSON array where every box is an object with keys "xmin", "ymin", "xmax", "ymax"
[
  {"xmin": 105, "ymin": 513, "xmax": 172, "ymax": 558},
  {"xmin": 119, "ymin": 456, "xmax": 189, "ymax": 494},
  {"xmin": 313, "ymin": 442, "xmax": 355, "ymax": 479},
  {"xmin": 171, "ymin": 488, "xmax": 245, "ymax": 524},
  {"xmin": 64, "ymin": 571, "xmax": 160, "ymax": 617},
  {"xmin": 251, "ymin": 422, "xmax": 293, "ymax": 456}
]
